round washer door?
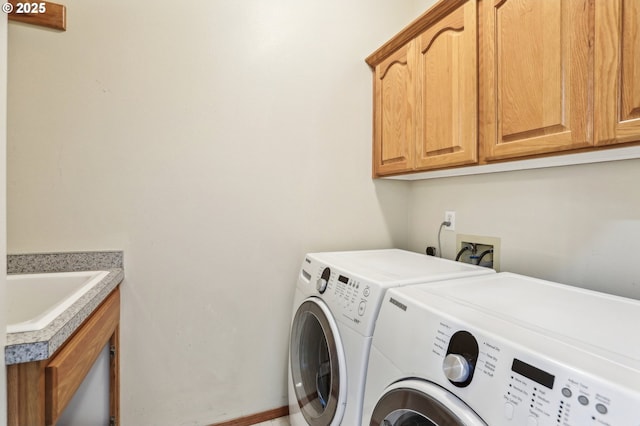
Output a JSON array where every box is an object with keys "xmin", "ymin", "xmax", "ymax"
[
  {"xmin": 290, "ymin": 298, "xmax": 346, "ymax": 426},
  {"xmin": 370, "ymin": 380, "xmax": 487, "ymax": 426}
]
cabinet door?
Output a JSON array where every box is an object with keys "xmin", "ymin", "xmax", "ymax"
[
  {"xmin": 481, "ymin": 0, "xmax": 592, "ymax": 161},
  {"xmin": 373, "ymin": 41, "xmax": 416, "ymax": 176},
  {"xmin": 415, "ymin": 0, "xmax": 477, "ymax": 170},
  {"xmin": 595, "ymin": 0, "xmax": 640, "ymax": 146}
]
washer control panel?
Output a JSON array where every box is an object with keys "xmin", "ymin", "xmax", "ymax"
[
  {"xmin": 431, "ymin": 321, "xmax": 639, "ymax": 426},
  {"xmin": 499, "ymin": 358, "xmax": 633, "ymax": 426}
]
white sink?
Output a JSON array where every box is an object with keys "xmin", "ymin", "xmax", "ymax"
[{"xmin": 7, "ymin": 270, "xmax": 110, "ymax": 333}]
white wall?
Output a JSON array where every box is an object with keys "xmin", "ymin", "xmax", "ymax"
[
  {"xmin": 407, "ymin": 159, "xmax": 640, "ymax": 300},
  {"xmin": 7, "ymin": 1, "xmax": 418, "ymax": 425},
  {"xmin": 0, "ymin": 12, "xmax": 7, "ymax": 426}
]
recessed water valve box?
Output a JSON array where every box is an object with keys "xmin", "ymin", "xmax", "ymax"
[{"xmin": 456, "ymin": 234, "xmax": 500, "ymax": 271}]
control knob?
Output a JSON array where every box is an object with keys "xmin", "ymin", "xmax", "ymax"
[
  {"xmin": 316, "ymin": 267, "xmax": 331, "ymax": 294},
  {"xmin": 443, "ymin": 354, "xmax": 471, "ymax": 383},
  {"xmin": 316, "ymin": 278, "xmax": 328, "ymax": 293}
]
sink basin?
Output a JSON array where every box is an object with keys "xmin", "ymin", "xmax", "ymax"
[{"xmin": 7, "ymin": 270, "xmax": 110, "ymax": 333}]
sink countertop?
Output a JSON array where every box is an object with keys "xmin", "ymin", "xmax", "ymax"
[{"xmin": 5, "ymin": 251, "xmax": 124, "ymax": 365}]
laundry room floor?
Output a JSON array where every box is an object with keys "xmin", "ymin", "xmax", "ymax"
[{"xmin": 253, "ymin": 416, "xmax": 290, "ymax": 425}]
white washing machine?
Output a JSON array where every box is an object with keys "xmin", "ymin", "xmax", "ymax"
[
  {"xmin": 287, "ymin": 249, "xmax": 495, "ymax": 426},
  {"xmin": 362, "ymin": 272, "xmax": 640, "ymax": 426}
]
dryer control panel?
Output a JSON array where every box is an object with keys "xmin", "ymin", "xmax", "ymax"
[
  {"xmin": 431, "ymin": 320, "xmax": 640, "ymax": 426},
  {"xmin": 496, "ymin": 354, "xmax": 634, "ymax": 426}
]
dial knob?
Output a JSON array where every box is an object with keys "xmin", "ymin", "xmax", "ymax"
[
  {"xmin": 316, "ymin": 278, "xmax": 328, "ymax": 293},
  {"xmin": 316, "ymin": 267, "xmax": 331, "ymax": 294},
  {"xmin": 443, "ymin": 354, "xmax": 471, "ymax": 383}
]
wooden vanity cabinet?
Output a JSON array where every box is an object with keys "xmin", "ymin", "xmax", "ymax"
[
  {"xmin": 7, "ymin": 287, "xmax": 120, "ymax": 426},
  {"xmin": 368, "ymin": 0, "xmax": 478, "ymax": 177}
]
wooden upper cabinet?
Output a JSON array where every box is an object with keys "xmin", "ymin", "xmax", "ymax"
[
  {"xmin": 595, "ymin": 0, "xmax": 640, "ymax": 146},
  {"xmin": 481, "ymin": 0, "xmax": 593, "ymax": 161},
  {"xmin": 368, "ymin": 0, "xmax": 640, "ymax": 178},
  {"xmin": 370, "ymin": 0, "xmax": 477, "ymax": 176},
  {"xmin": 415, "ymin": 0, "xmax": 477, "ymax": 170},
  {"xmin": 373, "ymin": 41, "xmax": 416, "ymax": 176}
]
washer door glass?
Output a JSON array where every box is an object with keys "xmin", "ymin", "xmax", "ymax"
[
  {"xmin": 370, "ymin": 380, "xmax": 487, "ymax": 426},
  {"xmin": 290, "ymin": 299, "xmax": 344, "ymax": 426}
]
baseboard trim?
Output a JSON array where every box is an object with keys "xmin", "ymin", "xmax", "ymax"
[{"xmin": 208, "ymin": 406, "xmax": 289, "ymax": 426}]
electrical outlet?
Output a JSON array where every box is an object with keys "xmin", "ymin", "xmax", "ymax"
[{"xmin": 444, "ymin": 211, "xmax": 455, "ymax": 231}]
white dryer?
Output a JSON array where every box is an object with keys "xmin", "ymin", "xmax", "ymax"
[
  {"xmin": 362, "ymin": 272, "xmax": 640, "ymax": 426},
  {"xmin": 288, "ymin": 249, "xmax": 494, "ymax": 426}
]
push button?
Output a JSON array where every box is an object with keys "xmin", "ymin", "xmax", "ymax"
[
  {"xmin": 358, "ymin": 301, "xmax": 366, "ymax": 316},
  {"xmin": 504, "ymin": 402, "xmax": 514, "ymax": 419}
]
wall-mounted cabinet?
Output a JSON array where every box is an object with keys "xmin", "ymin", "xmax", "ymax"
[
  {"xmin": 367, "ymin": 0, "xmax": 640, "ymax": 178},
  {"xmin": 368, "ymin": 0, "xmax": 477, "ymax": 177}
]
